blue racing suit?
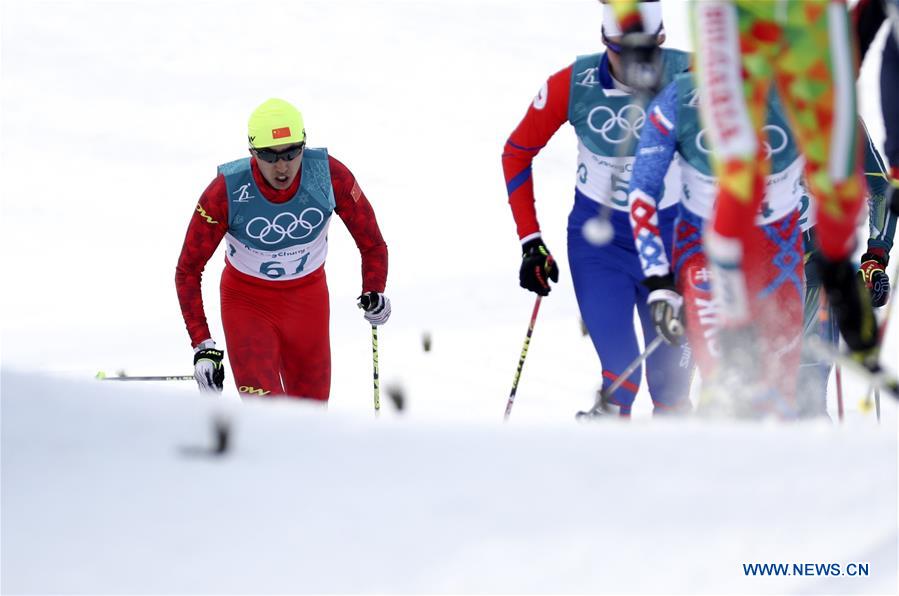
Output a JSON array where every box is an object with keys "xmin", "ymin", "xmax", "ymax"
[{"xmin": 502, "ymin": 50, "xmax": 693, "ymax": 415}]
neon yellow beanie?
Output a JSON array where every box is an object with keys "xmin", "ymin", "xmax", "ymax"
[{"xmin": 247, "ymin": 98, "xmax": 306, "ymax": 148}]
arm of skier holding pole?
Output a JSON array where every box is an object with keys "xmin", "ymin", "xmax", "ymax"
[
  {"xmin": 501, "ymin": 65, "xmax": 572, "ymax": 296},
  {"xmin": 327, "ymin": 156, "xmax": 390, "ymax": 324},
  {"xmin": 627, "ymin": 81, "xmax": 683, "ymax": 345},
  {"xmin": 175, "ymin": 176, "xmax": 230, "ymax": 391}
]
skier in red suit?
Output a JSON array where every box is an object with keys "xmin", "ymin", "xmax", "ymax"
[{"xmin": 175, "ymin": 98, "xmax": 390, "ymax": 400}]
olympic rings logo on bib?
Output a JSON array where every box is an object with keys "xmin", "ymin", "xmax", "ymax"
[
  {"xmin": 696, "ymin": 124, "xmax": 788, "ymax": 160},
  {"xmin": 587, "ymin": 105, "xmax": 646, "ymax": 144},
  {"xmin": 246, "ymin": 209, "xmax": 325, "ymax": 244}
]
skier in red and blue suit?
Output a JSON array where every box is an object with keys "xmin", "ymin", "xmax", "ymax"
[{"xmin": 501, "ymin": 1, "xmax": 693, "ymax": 416}]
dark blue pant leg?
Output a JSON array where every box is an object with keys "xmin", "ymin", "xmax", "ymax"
[
  {"xmin": 569, "ymin": 246, "xmax": 643, "ymax": 413},
  {"xmin": 568, "ymin": 196, "xmax": 642, "ymax": 415}
]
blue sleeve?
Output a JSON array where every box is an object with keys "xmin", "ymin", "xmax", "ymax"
[
  {"xmin": 628, "ymin": 81, "xmax": 679, "ymax": 279},
  {"xmin": 630, "ymin": 81, "xmax": 679, "ymax": 202}
]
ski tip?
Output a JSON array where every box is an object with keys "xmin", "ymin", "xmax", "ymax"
[{"xmin": 95, "ymin": 370, "xmax": 106, "ymax": 380}]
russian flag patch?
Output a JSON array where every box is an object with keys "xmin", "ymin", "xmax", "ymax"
[{"xmin": 649, "ymin": 106, "xmax": 673, "ymax": 136}]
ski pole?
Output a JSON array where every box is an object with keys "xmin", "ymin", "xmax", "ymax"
[
  {"xmin": 835, "ymin": 363, "xmax": 844, "ymax": 422},
  {"xmin": 875, "ymin": 387, "xmax": 882, "ymax": 422},
  {"xmin": 872, "ymin": 261, "xmax": 898, "ymax": 424},
  {"xmin": 371, "ymin": 325, "xmax": 380, "ymax": 412},
  {"xmin": 96, "ymin": 371, "xmax": 194, "ymax": 381},
  {"xmin": 576, "ymin": 335, "xmax": 665, "ymax": 419},
  {"xmin": 504, "ymin": 295, "xmax": 543, "ymax": 420},
  {"xmin": 803, "ymin": 335, "xmax": 899, "ymax": 401}
]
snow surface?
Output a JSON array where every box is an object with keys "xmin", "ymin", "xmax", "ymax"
[{"xmin": 1, "ymin": 1, "xmax": 897, "ymax": 594}]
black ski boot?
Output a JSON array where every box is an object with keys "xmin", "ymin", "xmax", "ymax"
[{"xmin": 575, "ymin": 389, "xmax": 621, "ymax": 420}]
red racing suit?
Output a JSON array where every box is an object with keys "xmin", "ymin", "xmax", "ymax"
[{"xmin": 175, "ymin": 155, "xmax": 387, "ymax": 400}]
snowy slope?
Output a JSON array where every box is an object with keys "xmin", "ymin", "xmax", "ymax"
[
  {"xmin": 2, "ymin": 370, "xmax": 897, "ymax": 594},
  {"xmin": 2, "ymin": 1, "xmax": 898, "ymax": 593}
]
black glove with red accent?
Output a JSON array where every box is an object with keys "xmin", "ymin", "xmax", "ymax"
[
  {"xmin": 519, "ymin": 238, "xmax": 559, "ymax": 296},
  {"xmin": 858, "ymin": 250, "xmax": 890, "ymax": 308}
]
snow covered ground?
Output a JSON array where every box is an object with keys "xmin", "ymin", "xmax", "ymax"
[
  {"xmin": 2, "ymin": 1, "xmax": 897, "ymax": 594},
  {"xmin": 3, "ymin": 370, "xmax": 897, "ymax": 594}
]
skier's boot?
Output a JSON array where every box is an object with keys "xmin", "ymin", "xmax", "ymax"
[{"xmin": 576, "ymin": 389, "xmax": 623, "ymax": 420}]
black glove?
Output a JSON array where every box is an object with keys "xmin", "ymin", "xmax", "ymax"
[
  {"xmin": 619, "ymin": 32, "xmax": 663, "ymax": 94},
  {"xmin": 858, "ymin": 250, "xmax": 890, "ymax": 307},
  {"xmin": 519, "ymin": 238, "xmax": 559, "ymax": 296},
  {"xmin": 643, "ymin": 274, "xmax": 685, "ymax": 345},
  {"xmin": 193, "ymin": 340, "xmax": 225, "ymax": 392},
  {"xmin": 358, "ymin": 291, "xmax": 391, "ymax": 325}
]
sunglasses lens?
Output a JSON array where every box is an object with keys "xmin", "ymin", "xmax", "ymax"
[
  {"xmin": 285, "ymin": 145, "xmax": 304, "ymax": 160},
  {"xmin": 256, "ymin": 149, "xmax": 278, "ymax": 163},
  {"xmin": 255, "ymin": 143, "xmax": 305, "ymax": 163}
]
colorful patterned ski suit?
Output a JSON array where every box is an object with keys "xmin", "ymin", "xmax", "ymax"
[{"xmin": 690, "ymin": 0, "xmax": 868, "ymax": 328}]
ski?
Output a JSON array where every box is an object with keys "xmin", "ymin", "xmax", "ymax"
[{"xmin": 96, "ymin": 371, "xmax": 194, "ymax": 382}]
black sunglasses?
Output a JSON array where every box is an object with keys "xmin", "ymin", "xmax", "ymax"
[{"xmin": 254, "ymin": 142, "xmax": 306, "ymax": 164}]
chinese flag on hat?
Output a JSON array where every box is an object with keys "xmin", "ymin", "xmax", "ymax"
[{"xmin": 272, "ymin": 127, "xmax": 291, "ymax": 139}]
